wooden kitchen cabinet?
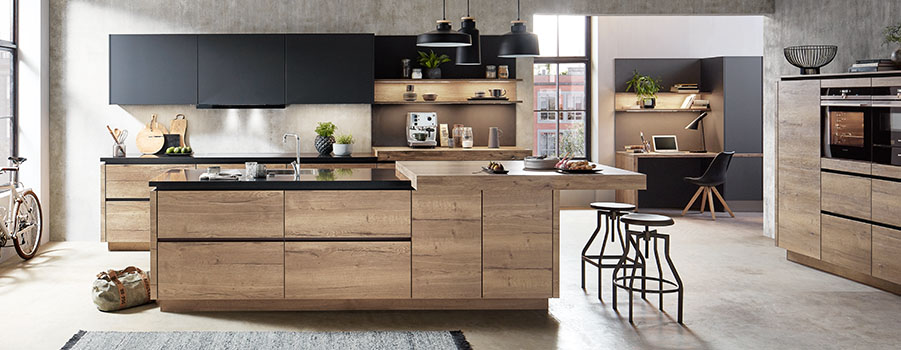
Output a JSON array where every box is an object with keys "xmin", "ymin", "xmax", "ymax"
[
  {"xmin": 285, "ymin": 190, "xmax": 411, "ymax": 238},
  {"xmin": 482, "ymin": 190, "xmax": 554, "ymax": 298},
  {"xmin": 157, "ymin": 191, "xmax": 284, "ymax": 239},
  {"xmin": 106, "ymin": 164, "xmax": 194, "ymax": 199},
  {"xmin": 821, "ymin": 172, "xmax": 871, "ymax": 220},
  {"xmin": 821, "ymin": 214, "xmax": 871, "ymax": 275},
  {"xmin": 872, "ymin": 226, "xmax": 901, "ymax": 285},
  {"xmin": 157, "ymin": 242, "xmax": 285, "ymax": 300},
  {"xmin": 777, "ymin": 80, "xmax": 822, "ymax": 259},
  {"xmin": 872, "ymin": 179, "xmax": 901, "ymax": 228},
  {"xmin": 105, "ymin": 201, "xmax": 150, "ymax": 249},
  {"xmin": 285, "ymin": 242, "xmax": 411, "ymax": 299}
]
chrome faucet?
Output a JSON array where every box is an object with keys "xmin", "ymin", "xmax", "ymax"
[{"xmin": 283, "ymin": 133, "xmax": 301, "ymax": 177}]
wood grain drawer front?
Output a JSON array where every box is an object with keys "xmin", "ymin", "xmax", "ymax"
[
  {"xmin": 821, "ymin": 214, "xmax": 871, "ymax": 275},
  {"xmin": 873, "ymin": 226, "xmax": 901, "ymax": 285},
  {"xmin": 106, "ymin": 164, "xmax": 194, "ymax": 198},
  {"xmin": 872, "ymin": 180, "xmax": 901, "ymax": 227},
  {"xmin": 285, "ymin": 191, "xmax": 411, "ymax": 238},
  {"xmin": 820, "ymin": 158, "xmax": 871, "ymax": 175},
  {"xmin": 299, "ymin": 163, "xmax": 378, "ymax": 169},
  {"xmin": 821, "ymin": 172, "xmax": 871, "ymax": 220},
  {"xmin": 821, "ymin": 78, "xmax": 870, "ymax": 88},
  {"xmin": 482, "ymin": 190, "xmax": 553, "ymax": 299},
  {"xmin": 106, "ymin": 201, "xmax": 150, "ymax": 243},
  {"xmin": 157, "ymin": 191, "xmax": 284, "ymax": 239},
  {"xmin": 157, "ymin": 242, "xmax": 285, "ymax": 300},
  {"xmin": 872, "ymin": 77, "xmax": 901, "ymax": 87},
  {"xmin": 872, "ymin": 164, "xmax": 901, "ymax": 180},
  {"xmin": 777, "ymin": 80, "xmax": 822, "ymax": 259},
  {"xmin": 285, "ymin": 242, "xmax": 411, "ymax": 299}
]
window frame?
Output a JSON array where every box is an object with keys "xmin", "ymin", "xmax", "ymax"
[
  {"xmin": 533, "ymin": 16, "xmax": 591, "ymax": 159},
  {"xmin": 0, "ymin": 0, "xmax": 17, "ymax": 186}
]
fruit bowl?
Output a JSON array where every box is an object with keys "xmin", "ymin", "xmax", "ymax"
[
  {"xmin": 784, "ymin": 45, "xmax": 837, "ymax": 75},
  {"xmin": 164, "ymin": 152, "xmax": 194, "ymax": 157}
]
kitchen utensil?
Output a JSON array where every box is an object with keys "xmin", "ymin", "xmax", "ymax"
[
  {"xmin": 488, "ymin": 127, "xmax": 502, "ymax": 148},
  {"xmin": 461, "ymin": 127, "xmax": 474, "ymax": 148},
  {"xmin": 488, "ymin": 88, "xmax": 507, "ymax": 98},
  {"xmin": 116, "ymin": 130, "xmax": 128, "ymax": 145},
  {"xmin": 783, "ymin": 45, "xmax": 837, "ymax": 75},
  {"xmin": 422, "ymin": 93, "xmax": 438, "ymax": 101},
  {"xmin": 135, "ymin": 114, "xmax": 168, "ymax": 154},
  {"xmin": 524, "ymin": 156, "xmax": 559, "ymax": 170},
  {"xmin": 105, "ymin": 125, "xmax": 119, "ymax": 143},
  {"xmin": 169, "ymin": 114, "xmax": 187, "ymax": 147}
]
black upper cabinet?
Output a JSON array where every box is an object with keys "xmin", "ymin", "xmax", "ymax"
[
  {"xmin": 109, "ymin": 35, "xmax": 198, "ymax": 105},
  {"xmin": 198, "ymin": 34, "xmax": 286, "ymax": 107},
  {"xmin": 286, "ymin": 34, "xmax": 374, "ymax": 104}
]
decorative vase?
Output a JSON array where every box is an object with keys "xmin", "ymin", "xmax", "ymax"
[
  {"xmin": 314, "ymin": 135, "xmax": 335, "ymax": 155},
  {"xmin": 641, "ymin": 98, "xmax": 656, "ymax": 109},
  {"xmin": 892, "ymin": 47, "xmax": 901, "ymax": 67},
  {"xmin": 427, "ymin": 67, "xmax": 442, "ymax": 79},
  {"xmin": 333, "ymin": 144, "xmax": 352, "ymax": 156}
]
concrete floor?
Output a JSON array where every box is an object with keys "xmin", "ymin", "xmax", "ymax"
[{"xmin": 2, "ymin": 210, "xmax": 899, "ymax": 350}]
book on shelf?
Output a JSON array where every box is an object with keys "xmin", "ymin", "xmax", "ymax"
[
  {"xmin": 849, "ymin": 59, "xmax": 898, "ymax": 72},
  {"xmin": 680, "ymin": 94, "xmax": 697, "ymax": 109},
  {"xmin": 670, "ymin": 83, "xmax": 700, "ymax": 94}
]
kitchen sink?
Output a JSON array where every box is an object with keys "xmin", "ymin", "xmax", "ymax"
[{"xmin": 266, "ymin": 169, "xmax": 316, "ymax": 176}]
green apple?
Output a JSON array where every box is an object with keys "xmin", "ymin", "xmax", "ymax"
[
  {"xmin": 184, "ymin": 146, "xmax": 192, "ymax": 153},
  {"xmin": 165, "ymin": 147, "xmax": 175, "ymax": 154}
]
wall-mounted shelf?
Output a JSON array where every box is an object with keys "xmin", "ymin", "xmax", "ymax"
[
  {"xmin": 615, "ymin": 108, "xmax": 710, "ymax": 113},
  {"xmin": 376, "ymin": 79, "xmax": 522, "ymax": 84},
  {"xmin": 374, "ymin": 100, "xmax": 522, "ymax": 105}
]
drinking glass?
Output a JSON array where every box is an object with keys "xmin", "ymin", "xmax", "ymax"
[{"xmin": 462, "ymin": 127, "xmax": 474, "ymax": 148}]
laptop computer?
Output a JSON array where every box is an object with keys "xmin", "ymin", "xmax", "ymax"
[{"xmin": 652, "ymin": 135, "xmax": 681, "ymax": 153}]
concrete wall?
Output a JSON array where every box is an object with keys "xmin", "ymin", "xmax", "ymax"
[
  {"xmin": 49, "ymin": 0, "xmax": 774, "ymax": 241},
  {"xmin": 761, "ymin": 0, "xmax": 901, "ymax": 238}
]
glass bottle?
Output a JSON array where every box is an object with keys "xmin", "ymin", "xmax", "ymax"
[{"xmin": 461, "ymin": 127, "xmax": 474, "ymax": 148}]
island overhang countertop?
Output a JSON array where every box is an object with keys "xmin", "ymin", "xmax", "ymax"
[{"xmin": 149, "ymin": 168, "xmax": 413, "ymax": 191}]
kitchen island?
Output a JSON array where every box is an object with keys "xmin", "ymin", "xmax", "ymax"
[{"xmin": 149, "ymin": 161, "xmax": 645, "ymax": 312}]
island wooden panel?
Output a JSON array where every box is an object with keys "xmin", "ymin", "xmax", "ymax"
[
  {"xmin": 105, "ymin": 201, "xmax": 150, "ymax": 247},
  {"xmin": 411, "ymin": 190, "xmax": 482, "ymax": 299},
  {"xmin": 397, "ymin": 161, "xmax": 646, "ymax": 191},
  {"xmin": 821, "ymin": 214, "xmax": 871, "ymax": 275},
  {"xmin": 821, "ymin": 172, "xmax": 871, "ymax": 220},
  {"xmin": 872, "ymin": 226, "xmax": 901, "ymax": 285},
  {"xmin": 157, "ymin": 242, "xmax": 284, "ymax": 300},
  {"xmin": 157, "ymin": 191, "xmax": 284, "ymax": 239},
  {"xmin": 482, "ymin": 190, "xmax": 553, "ymax": 298},
  {"xmin": 285, "ymin": 191, "xmax": 411, "ymax": 238},
  {"xmin": 777, "ymin": 79, "xmax": 822, "ymax": 259},
  {"xmin": 106, "ymin": 164, "xmax": 194, "ymax": 198},
  {"xmin": 159, "ymin": 298, "xmax": 548, "ymax": 312},
  {"xmin": 285, "ymin": 242, "xmax": 411, "ymax": 299},
  {"xmin": 374, "ymin": 147, "xmax": 532, "ymax": 161},
  {"xmin": 149, "ymin": 191, "xmax": 158, "ymax": 300},
  {"xmin": 872, "ymin": 179, "xmax": 901, "ymax": 228}
]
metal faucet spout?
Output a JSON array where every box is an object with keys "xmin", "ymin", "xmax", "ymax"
[{"xmin": 283, "ymin": 133, "xmax": 301, "ymax": 179}]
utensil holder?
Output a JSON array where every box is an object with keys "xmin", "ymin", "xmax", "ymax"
[{"xmin": 112, "ymin": 143, "xmax": 126, "ymax": 157}]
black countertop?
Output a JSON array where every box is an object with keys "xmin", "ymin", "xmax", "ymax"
[
  {"xmin": 150, "ymin": 168, "xmax": 412, "ymax": 191},
  {"xmin": 102, "ymin": 153, "xmax": 380, "ymax": 165},
  {"xmin": 781, "ymin": 70, "xmax": 901, "ymax": 81}
]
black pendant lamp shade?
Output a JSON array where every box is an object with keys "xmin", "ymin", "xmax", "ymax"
[
  {"xmin": 417, "ymin": 0, "xmax": 472, "ymax": 48},
  {"xmin": 456, "ymin": 0, "xmax": 481, "ymax": 65},
  {"xmin": 498, "ymin": 0, "xmax": 539, "ymax": 58}
]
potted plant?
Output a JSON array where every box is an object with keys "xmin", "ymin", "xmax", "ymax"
[
  {"xmin": 417, "ymin": 50, "xmax": 451, "ymax": 79},
  {"xmin": 334, "ymin": 134, "xmax": 354, "ymax": 156},
  {"xmin": 625, "ymin": 70, "xmax": 663, "ymax": 109},
  {"xmin": 314, "ymin": 122, "xmax": 337, "ymax": 155},
  {"xmin": 883, "ymin": 23, "xmax": 901, "ymax": 66}
]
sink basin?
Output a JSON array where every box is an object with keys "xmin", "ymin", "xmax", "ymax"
[{"xmin": 266, "ymin": 169, "xmax": 316, "ymax": 176}]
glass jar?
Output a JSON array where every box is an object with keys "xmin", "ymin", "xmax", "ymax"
[
  {"xmin": 498, "ymin": 65, "xmax": 509, "ymax": 79},
  {"xmin": 452, "ymin": 124, "xmax": 464, "ymax": 148},
  {"xmin": 461, "ymin": 127, "xmax": 474, "ymax": 148},
  {"xmin": 412, "ymin": 68, "xmax": 423, "ymax": 79},
  {"xmin": 485, "ymin": 65, "xmax": 497, "ymax": 79},
  {"xmin": 401, "ymin": 59, "xmax": 412, "ymax": 78}
]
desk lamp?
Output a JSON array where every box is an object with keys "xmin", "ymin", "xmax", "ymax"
[{"xmin": 685, "ymin": 112, "xmax": 708, "ymax": 153}]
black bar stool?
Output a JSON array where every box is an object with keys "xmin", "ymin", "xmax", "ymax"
[
  {"xmin": 581, "ymin": 202, "xmax": 636, "ymax": 299},
  {"xmin": 612, "ymin": 213, "xmax": 684, "ymax": 324}
]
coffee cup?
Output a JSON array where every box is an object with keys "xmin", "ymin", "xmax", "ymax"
[
  {"xmin": 488, "ymin": 88, "xmax": 507, "ymax": 98},
  {"xmin": 474, "ymin": 91, "xmax": 486, "ymax": 98}
]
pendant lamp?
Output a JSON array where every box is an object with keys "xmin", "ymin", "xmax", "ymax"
[
  {"xmin": 498, "ymin": 0, "xmax": 539, "ymax": 58},
  {"xmin": 456, "ymin": 0, "xmax": 481, "ymax": 65},
  {"xmin": 417, "ymin": 0, "xmax": 472, "ymax": 48}
]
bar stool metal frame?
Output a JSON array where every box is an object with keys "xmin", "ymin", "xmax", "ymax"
[
  {"xmin": 581, "ymin": 203, "xmax": 636, "ymax": 299},
  {"xmin": 612, "ymin": 215, "xmax": 684, "ymax": 324}
]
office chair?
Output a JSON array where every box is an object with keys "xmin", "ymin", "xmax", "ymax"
[{"xmin": 680, "ymin": 151, "xmax": 735, "ymax": 220}]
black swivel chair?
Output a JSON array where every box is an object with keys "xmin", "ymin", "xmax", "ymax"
[{"xmin": 680, "ymin": 151, "xmax": 735, "ymax": 220}]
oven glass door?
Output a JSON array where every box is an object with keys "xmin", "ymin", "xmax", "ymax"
[
  {"xmin": 822, "ymin": 105, "xmax": 871, "ymax": 161},
  {"xmin": 872, "ymin": 103, "xmax": 901, "ymax": 165}
]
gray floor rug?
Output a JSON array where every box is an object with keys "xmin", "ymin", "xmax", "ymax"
[{"xmin": 62, "ymin": 330, "xmax": 472, "ymax": 350}]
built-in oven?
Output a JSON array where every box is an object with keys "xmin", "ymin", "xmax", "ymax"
[
  {"xmin": 821, "ymin": 87, "xmax": 872, "ymax": 161},
  {"xmin": 872, "ymin": 85, "xmax": 901, "ymax": 166}
]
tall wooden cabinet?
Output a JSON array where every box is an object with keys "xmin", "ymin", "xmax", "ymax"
[{"xmin": 776, "ymin": 79, "xmax": 821, "ymax": 258}]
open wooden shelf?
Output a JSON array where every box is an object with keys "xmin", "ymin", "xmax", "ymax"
[
  {"xmin": 375, "ymin": 79, "xmax": 522, "ymax": 84},
  {"xmin": 615, "ymin": 108, "xmax": 710, "ymax": 113},
  {"xmin": 374, "ymin": 100, "xmax": 522, "ymax": 105}
]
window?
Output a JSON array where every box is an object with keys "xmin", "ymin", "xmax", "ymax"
[
  {"xmin": 533, "ymin": 15, "xmax": 590, "ymax": 158},
  {"xmin": 0, "ymin": 0, "xmax": 14, "ymax": 186}
]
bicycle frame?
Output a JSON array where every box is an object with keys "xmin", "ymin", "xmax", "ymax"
[{"xmin": 0, "ymin": 175, "xmax": 23, "ymax": 240}]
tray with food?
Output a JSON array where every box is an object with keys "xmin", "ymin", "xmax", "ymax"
[
  {"xmin": 555, "ymin": 155, "xmax": 602, "ymax": 174},
  {"xmin": 481, "ymin": 161, "xmax": 509, "ymax": 174}
]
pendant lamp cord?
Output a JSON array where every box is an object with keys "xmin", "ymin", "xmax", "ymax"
[
  {"xmin": 517, "ymin": 0, "xmax": 521, "ymax": 20},
  {"xmin": 466, "ymin": 0, "xmax": 470, "ymax": 17},
  {"xmin": 442, "ymin": 0, "xmax": 447, "ymax": 20}
]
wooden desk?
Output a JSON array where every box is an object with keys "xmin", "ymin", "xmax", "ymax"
[
  {"xmin": 373, "ymin": 146, "xmax": 532, "ymax": 161},
  {"xmin": 615, "ymin": 151, "xmax": 763, "ymax": 207}
]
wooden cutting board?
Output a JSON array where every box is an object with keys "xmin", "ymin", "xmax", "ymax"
[
  {"xmin": 135, "ymin": 114, "xmax": 168, "ymax": 154},
  {"xmin": 169, "ymin": 114, "xmax": 188, "ymax": 147}
]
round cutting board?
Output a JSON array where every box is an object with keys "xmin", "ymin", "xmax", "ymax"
[{"xmin": 135, "ymin": 114, "xmax": 168, "ymax": 154}]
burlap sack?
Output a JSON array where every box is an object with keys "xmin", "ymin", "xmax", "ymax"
[{"xmin": 92, "ymin": 266, "xmax": 151, "ymax": 312}]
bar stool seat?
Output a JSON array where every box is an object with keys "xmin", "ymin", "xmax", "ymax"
[
  {"xmin": 621, "ymin": 213, "xmax": 675, "ymax": 227},
  {"xmin": 590, "ymin": 202, "xmax": 636, "ymax": 212}
]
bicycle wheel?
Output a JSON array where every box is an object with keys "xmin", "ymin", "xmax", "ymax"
[{"xmin": 13, "ymin": 190, "xmax": 42, "ymax": 260}]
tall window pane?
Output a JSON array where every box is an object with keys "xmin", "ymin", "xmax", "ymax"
[
  {"xmin": 0, "ymin": 50, "xmax": 11, "ymax": 184},
  {"xmin": 534, "ymin": 15, "xmax": 557, "ymax": 57},
  {"xmin": 558, "ymin": 16, "xmax": 586, "ymax": 56}
]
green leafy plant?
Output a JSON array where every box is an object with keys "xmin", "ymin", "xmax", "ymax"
[
  {"xmin": 417, "ymin": 50, "xmax": 451, "ymax": 69},
  {"xmin": 883, "ymin": 23, "xmax": 901, "ymax": 46},
  {"xmin": 625, "ymin": 70, "xmax": 663, "ymax": 100},
  {"xmin": 315, "ymin": 122, "xmax": 337, "ymax": 137},
  {"xmin": 316, "ymin": 169, "xmax": 335, "ymax": 181},
  {"xmin": 335, "ymin": 134, "xmax": 355, "ymax": 145}
]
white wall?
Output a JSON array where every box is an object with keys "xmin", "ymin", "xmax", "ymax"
[{"xmin": 587, "ymin": 15, "xmax": 764, "ymax": 203}]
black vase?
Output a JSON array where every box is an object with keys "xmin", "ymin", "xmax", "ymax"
[
  {"xmin": 641, "ymin": 98, "xmax": 656, "ymax": 109},
  {"xmin": 314, "ymin": 135, "xmax": 335, "ymax": 155},
  {"xmin": 427, "ymin": 68, "xmax": 442, "ymax": 79}
]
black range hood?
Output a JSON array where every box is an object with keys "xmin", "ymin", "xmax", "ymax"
[{"xmin": 196, "ymin": 104, "xmax": 287, "ymax": 110}]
